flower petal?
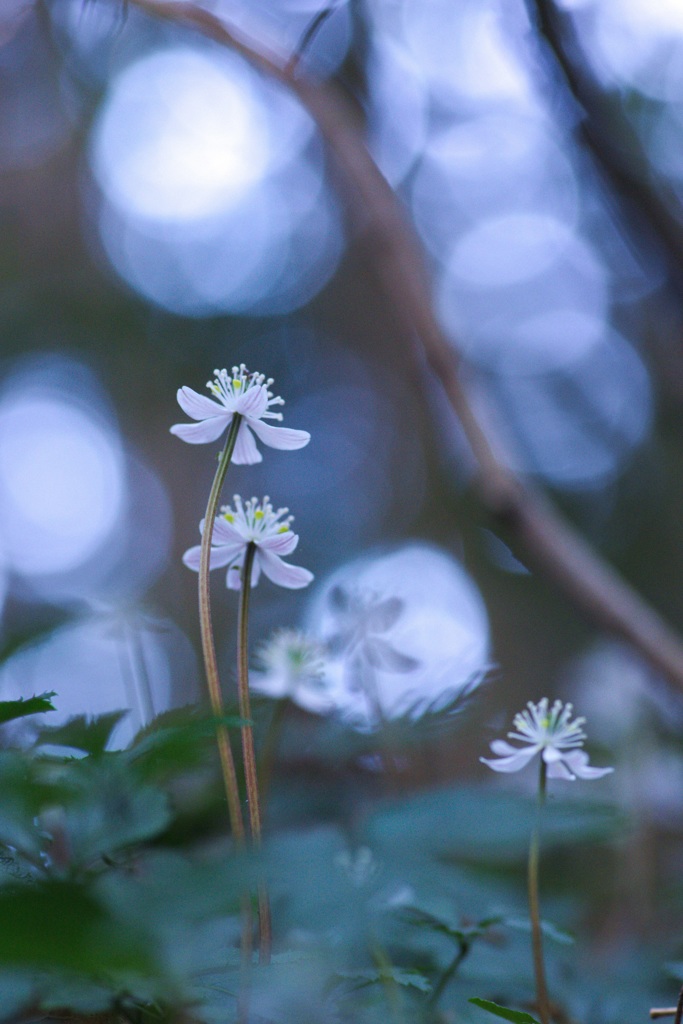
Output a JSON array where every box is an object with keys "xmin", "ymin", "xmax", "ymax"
[
  {"xmin": 258, "ymin": 531, "xmax": 298, "ymax": 555},
  {"xmin": 561, "ymin": 749, "xmax": 614, "ymax": 780},
  {"xmin": 170, "ymin": 417, "xmax": 229, "ymax": 444},
  {"xmin": 258, "ymin": 549, "xmax": 314, "ymax": 589},
  {"xmin": 182, "ymin": 542, "xmax": 243, "ymax": 571},
  {"xmin": 547, "ymin": 759, "xmax": 576, "ymax": 780},
  {"xmin": 480, "ymin": 745, "xmax": 538, "ymax": 773},
  {"xmin": 249, "ymin": 419, "xmax": 311, "ymax": 451},
  {"xmin": 232, "ymin": 423, "xmax": 262, "ymax": 465},
  {"xmin": 211, "ymin": 517, "xmax": 246, "ymax": 545},
  {"xmin": 176, "ymin": 386, "xmax": 225, "ymax": 421},
  {"xmin": 235, "ymin": 384, "xmax": 269, "ymax": 419}
]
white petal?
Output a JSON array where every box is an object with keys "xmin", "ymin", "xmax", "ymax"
[
  {"xmin": 170, "ymin": 417, "xmax": 229, "ymax": 444},
  {"xmin": 212, "ymin": 517, "xmax": 247, "ymax": 545},
  {"xmin": 232, "ymin": 423, "xmax": 262, "ymax": 465},
  {"xmin": 480, "ymin": 746, "xmax": 538, "ymax": 773},
  {"xmin": 235, "ymin": 384, "xmax": 269, "ymax": 419},
  {"xmin": 249, "ymin": 419, "xmax": 311, "ymax": 451},
  {"xmin": 562, "ymin": 750, "xmax": 614, "ymax": 780},
  {"xmin": 176, "ymin": 386, "xmax": 225, "ymax": 421},
  {"xmin": 490, "ymin": 739, "xmax": 525, "ymax": 756},
  {"xmin": 226, "ymin": 560, "xmax": 245, "ymax": 590},
  {"xmin": 258, "ymin": 549, "xmax": 314, "ymax": 589},
  {"xmin": 182, "ymin": 542, "xmax": 242, "ymax": 572},
  {"xmin": 547, "ymin": 759, "xmax": 575, "ymax": 780},
  {"xmin": 258, "ymin": 531, "xmax": 298, "ymax": 555},
  {"xmin": 181, "ymin": 545, "xmax": 202, "ymax": 571}
]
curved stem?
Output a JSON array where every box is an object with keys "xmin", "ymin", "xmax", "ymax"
[
  {"xmin": 199, "ymin": 414, "xmax": 245, "ymax": 845},
  {"xmin": 237, "ymin": 542, "xmax": 272, "ymax": 963},
  {"xmin": 528, "ymin": 760, "xmax": 551, "ymax": 1024}
]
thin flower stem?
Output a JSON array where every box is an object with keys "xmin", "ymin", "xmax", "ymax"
[
  {"xmin": 238, "ymin": 541, "xmax": 272, "ymax": 964},
  {"xmin": 528, "ymin": 760, "xmax": 551, "ymax": 1024},
  {"xmin": 198, "ymin": 413, "xmax": 245, "ymax": 846}
]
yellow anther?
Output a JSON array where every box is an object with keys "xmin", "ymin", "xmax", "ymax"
[{"xmin": 254, "ymin": 510, "xmax": 264, "ymax": 520}]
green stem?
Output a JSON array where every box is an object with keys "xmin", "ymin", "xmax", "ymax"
[
  {"xmin": 428, "ymin": 941, "xmax": 469, "ymax": 1007},
  {"xmin": 237, "ymin": 541, "xmax": 272, "ymax": 964},
  {"xmin": 528, "ymin": 759, "xmax": 551, "ymax": 1024},
  {"xmin": 198, "ymin": 414, "xmax": 245, "ymax": 846}
]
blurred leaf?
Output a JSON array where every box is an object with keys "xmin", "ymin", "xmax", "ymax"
[
  {"xmin": 401, "ymin": 906, "xmax": 505, "ymax": 943},
  {"xmin": 505, "ymin": 917, "xmax": 574, "ymax": 946},
  {"xmin": 35, "ymin": 710, "xmax": 129, "ymax": 756},
  {"xmin": 333, "ymin": 966, "xmax": 432, "ymax": 993},
  {"xmin": 469, "ymin": 998, "xmax": 541, "ymax": 1024},
  {"xmin": 0, "ymin": 879, "xmax": 160, "ymax": 980},
  {"xmin": 366, "ymin": 784, "xmax": 622, "ymax": 866},
  {"xmin": 0, "ymin": 691, "xmax": 56, "ymax": 725},
  {"xmin": 128, "ymin": 706, "xmax": 247, "ymax": 782}
]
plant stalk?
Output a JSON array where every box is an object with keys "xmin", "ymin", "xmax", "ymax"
[
  {"xmin": 528, "ymin": 759, "xmax": 551, "ymax": 1024},
  {"xmin": 198, "ymin": 413, "xmax": 245, "ymax": 845},
  {"xmin": 237, "ymin": 541, "xmax": 272, "ymax": 963}
]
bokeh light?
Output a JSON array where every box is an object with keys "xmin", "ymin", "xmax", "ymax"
[
  {"xmin": 0, "ymin": 612, "xmax": 194, "ymax": 748},
  {"xmin": 89, "ymin": 44, "xmax": 342, "ymax": 316}
]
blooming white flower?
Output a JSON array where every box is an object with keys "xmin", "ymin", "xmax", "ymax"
[
  {"xmin": 481, "ymin": 698, "xmax": 613, "ymax": 780},
  {"xmin": 169, "ymin": 365, "xmax": 310, "ymax": 464},
  {"xmin": 251, "ymin": 628, "xmax": 332, "ymax": 713},
  {"xmin": 182, "ymin": 495, "xmax": 314, "ymax": 591}
]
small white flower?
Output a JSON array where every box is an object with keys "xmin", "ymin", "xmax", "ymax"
[
  {"xmin": 170, "ymin": 365, "xmax": 310, "ymax": 464},
  {"xmin": 183, "ymin": 495, "xmax": 314, "ymax": 591},
  {"xmin": 251, "ymin": 629, "xmax": 331, "ymax": 712},
  {"xmin": 481, "ymin": 698, "xmax": 613, "ymax": 780}
]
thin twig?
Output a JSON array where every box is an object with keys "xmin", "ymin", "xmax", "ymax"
[
  {"xmin": 286, "ymin": 0, "xmax": 344, "ymax": 76},
  {"xmin": 129, "ymin": 0, "xmax": 683, "ymax": 692}
]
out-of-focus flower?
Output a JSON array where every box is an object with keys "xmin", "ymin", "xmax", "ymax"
[
  {"xmin": 183, "ymin": 495, "xmax": 314, "ymax": 590},
  {"xmin": 251, "ymin": 628, "xmax": 332, "ymax": 713},
  {"xmin": 170, "ymin": 365, "xmax": 310, "ymax": 463},
  {"xmin": 481, "ymin": 698, "xmax": 613, "ymax": 780},
  {"xmin": 326, "ymin": 586, "xmax": 419, "ymax": 673},
  {"xmin": 306, "ymin": 544, "xmax": 491, "ymax": 730}
]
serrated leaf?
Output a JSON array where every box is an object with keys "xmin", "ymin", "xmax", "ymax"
[
  {"xmin": 469, "ymin": 997, "xmax": 541, "ymax": 1024},
  {"xmin": 0, "ymin": 691, "xmax": 56, "ymax": 725},
  {"xmin": 35, "ymin": 710, "xmax": 129, "ymax": 755}
]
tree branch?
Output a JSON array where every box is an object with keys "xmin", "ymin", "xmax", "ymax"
[
  {"xmin": 128, "ymin": 0, "xmax": 683, "ymax": 690},
  {"xmin": 526, "ymin": 0, "xmax": 683, "ymax": 296}
]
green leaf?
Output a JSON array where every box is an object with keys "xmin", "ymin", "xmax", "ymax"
[
  {"xmin": 0, "ymin": 879, "xmax": 159, "ymax": 980},
  {"xmin": 469, "ymin": 998, "xmax": 542, "ymax": 1024},
  {"xmin": 334, "ymin": 967, "xmax": 432, "ymax": 993},
  {"xmin": 35, "ymin": 710, "xmax": 128, "ymax": 755},
  {"xmin": 505, "ymin": 916, "xmax": 575, "ymax": 945},
  {"xmin": 0, "ymin": 691, "xmax": 56, "ymax": 725}
]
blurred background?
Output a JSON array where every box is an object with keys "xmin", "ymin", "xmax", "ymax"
[{"xmin": 3, "ymin": 0, "xmax": 683, "ymax": 1003}]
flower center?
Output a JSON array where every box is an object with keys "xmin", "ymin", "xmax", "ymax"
[
  {"xmin": 207, "ymin": 364, "xmax": 274, "ymax": 407},
  {"xmin": 221, "ymin": 495, "xmax": 294, "ymax": 542}
]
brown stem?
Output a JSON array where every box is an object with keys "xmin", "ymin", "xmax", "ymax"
[
  {"xmin": 237, "ymin": 542, "xmax": 272, "ymax": 964},
  {"xmin": 198, "ymin": 414, "xmax": 245, "ymax": 845},
  {"xmin": 528, "ymin": 760, "xmax": 551, "ymax": 1024},
  {"xmin": 131, "ymin": 0, "xmax": 683, "ymax": 694}
]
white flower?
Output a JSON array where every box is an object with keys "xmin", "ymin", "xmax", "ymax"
[
  {"xmin": 182, "ymin": 495, "xmax": 314, "ymax": 591},
  {"xmin": 481, "ymin": 698, "xmax": 613, "ymax": 780},
  {"xmin": 251, "ymin": 629, "xmax": 331, "ymax": 713},
  {"xmin": 169, "ymin": 365, "xmax": 310, "ymax": 464}
]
